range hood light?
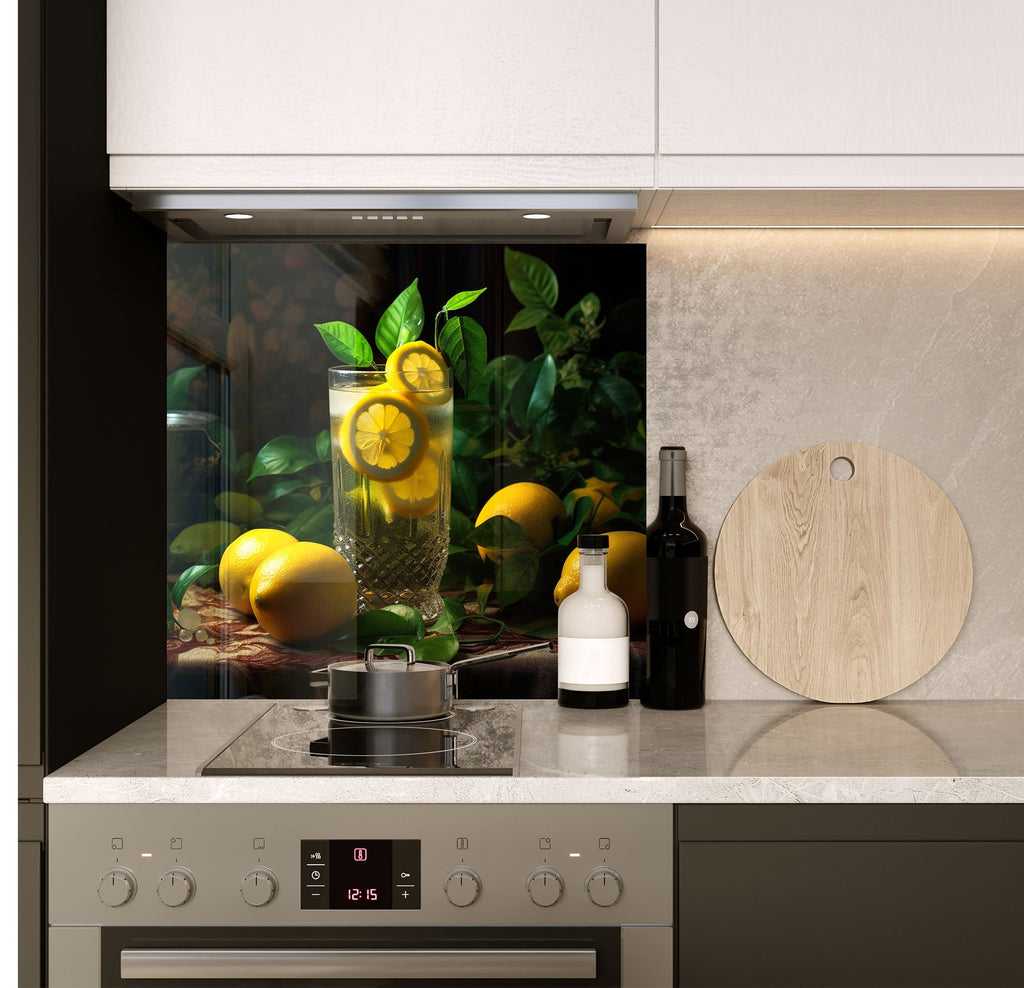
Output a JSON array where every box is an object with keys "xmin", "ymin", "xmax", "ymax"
[
  {"xmin": 223, "ymin": 212, "xmax": 254, "ymax": 220},
  {"xmin": 133, "ymin": 192, "xmax": 637, "ymax": 241}
]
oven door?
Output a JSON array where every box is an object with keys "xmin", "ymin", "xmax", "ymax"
[{"xmin": 94, "ymin": 926, "xmax": 623, "ymax": 987}]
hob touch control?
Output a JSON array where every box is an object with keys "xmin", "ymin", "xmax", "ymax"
[{"xmin": 301, "ymin": 839, "xmax": 420, "ymax": 909}]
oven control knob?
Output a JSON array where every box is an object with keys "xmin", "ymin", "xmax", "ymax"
[
  {"xmin": 443, "ymin": 867, "xmax": 481, "ymax": 907},
  {"xmin": 241, "ymin": 867, "xmax": 278, "ymax": 907},
  {"xmin": 585, "ymin": 867, "xmax": 623, "ymax": 907},
  {"xmin": 525, "ymin": 867, "xmax": 564, "ymax": 907},
  {"xmin": 98, "ymin": 868, "xmax": 137, "ymax": 907},
  {"xmin": 157, "ymin": 868, "xmax": 196, "ymax": 907}
]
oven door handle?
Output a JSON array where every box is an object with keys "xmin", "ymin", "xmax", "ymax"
[{"xmin": 121, "ymin": 947, "xmax": 598, "ymax": 980}]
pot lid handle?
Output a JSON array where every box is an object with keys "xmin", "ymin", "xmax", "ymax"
[{"xmin": 364, "ymin": 642, "xmax": 417, "ymax": 672}]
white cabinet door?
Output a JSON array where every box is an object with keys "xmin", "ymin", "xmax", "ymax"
[
  {"xmin": 108, "ymin": 0, "xmax": 655, "ymax": 160},
  {"xmin": 660, "ymin": 0, "xmax": 1024, "ymax": 154}
]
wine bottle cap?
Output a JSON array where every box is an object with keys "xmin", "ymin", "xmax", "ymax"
[
  {"xmin": 577, "ymin": 534, "xmax": 609, "ymax": 549},
  {"xmin": 659, "ymin": 446, "xmax": 687, "ymax": 460}
]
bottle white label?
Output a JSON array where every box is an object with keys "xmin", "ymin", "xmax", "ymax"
[{"xmin": 558, "ymin": 637, "xmax": 629, "ymax": 691}]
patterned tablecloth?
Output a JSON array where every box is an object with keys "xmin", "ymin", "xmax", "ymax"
[{"xmin": 166, "ymin": 584, "xmax": 572, "ymax": 700}]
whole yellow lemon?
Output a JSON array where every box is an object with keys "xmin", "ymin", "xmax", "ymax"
[
  {"xmin": 474, "ymin": 482, "xmax": 567, "ymax": 562},
  {"xmin": 249, "ymin": 542, "xmax": 357, "ymax": 644},
  {"xmin": 218, "ymin": 528, "xmax": 298, "ymax": 615},
  {"xmin": 553, "ymin": 530, "xmax": 647, "ymax": 626}
]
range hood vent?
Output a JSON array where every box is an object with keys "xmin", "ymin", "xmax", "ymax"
[{"xmin": 123, "ymin": 191, "xmax": 639, "ymax": 243}]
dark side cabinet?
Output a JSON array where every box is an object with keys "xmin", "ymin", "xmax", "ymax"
[{"xmin": 675, "ymin": 805, "xmax": 1024, "ymax": 988}]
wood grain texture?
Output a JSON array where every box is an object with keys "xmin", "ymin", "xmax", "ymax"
[{"xmin": 714, "ymin": 443, "xmax": 972, "ymax": 703}]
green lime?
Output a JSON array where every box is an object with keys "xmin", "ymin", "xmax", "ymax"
[
  {"xmin": 214, "ymin": 491, "xmax": 264, "ymax": 525},
  {"xmin": 169, "ymin": 521, "xmax": 243, "ymax": 563}
]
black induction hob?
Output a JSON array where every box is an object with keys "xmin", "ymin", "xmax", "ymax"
[{"xmin": 201, "ymin": 701, "xmax": 520, "ymax": 776}]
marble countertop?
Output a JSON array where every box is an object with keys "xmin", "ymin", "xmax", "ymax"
[{"xmin": 43, "ymin": 699, "xmax": 1024, "ymax": 804}]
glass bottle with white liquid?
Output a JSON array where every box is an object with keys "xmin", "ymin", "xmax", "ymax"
[{"xmin": 557, "ymin": 534, "xmax": 630, "ymax": 708}]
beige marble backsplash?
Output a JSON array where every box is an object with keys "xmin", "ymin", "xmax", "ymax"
[{"xmin": 636, "ymin": 228, "xmax": 1024, "ymax": 699}]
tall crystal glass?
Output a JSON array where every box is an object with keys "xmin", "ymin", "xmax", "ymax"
[{"xmin": 329, "ymin": 367, "xmax": 452, "ymax": 623}]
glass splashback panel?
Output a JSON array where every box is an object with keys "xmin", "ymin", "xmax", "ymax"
[{"xmin": 166, "ymin": 243, "xmax": 646, "ymax": 698}]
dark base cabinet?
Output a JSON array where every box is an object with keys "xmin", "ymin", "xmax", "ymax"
[{"xmin": 675, "ymin": 805, "xmax": 1024, "ymax": 988}]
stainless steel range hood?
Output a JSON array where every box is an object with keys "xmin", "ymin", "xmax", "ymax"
[{"xmin": 121, "ymin": 191, "xmax": 639, "ymax": 243}]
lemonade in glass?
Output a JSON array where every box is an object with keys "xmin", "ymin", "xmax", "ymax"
[{"xmin": 328, "ymin": 344, "xmax": 453, "ymax": 623}]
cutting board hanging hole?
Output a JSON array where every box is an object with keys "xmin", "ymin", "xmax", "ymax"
[{"xmin": 830, "ymin": 456, "xmax": 854, "ymax": 482}]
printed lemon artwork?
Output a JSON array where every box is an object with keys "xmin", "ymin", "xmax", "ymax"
[{"xmin": 167, "ymin": 245, "xmax": 645, "ymax": 662}]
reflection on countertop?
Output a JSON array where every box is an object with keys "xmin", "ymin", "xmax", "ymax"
[{"xmin": 44, "ymin": 699, "xmax": 1024, "ymax": 805}]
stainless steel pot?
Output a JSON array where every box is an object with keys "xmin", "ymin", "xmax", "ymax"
[{"xmin": 326, "ymin": 641, "xmax": 552, "ymax": 722}]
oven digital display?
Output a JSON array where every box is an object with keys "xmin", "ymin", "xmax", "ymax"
[{"xmin": 300, "ymin": 839, "xmax": 420, "ymax": 909}]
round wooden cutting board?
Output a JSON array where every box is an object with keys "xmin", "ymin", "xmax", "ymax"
[{"xmin": 714, "ymin": 442, "xmax": 972, "ymax": 703}]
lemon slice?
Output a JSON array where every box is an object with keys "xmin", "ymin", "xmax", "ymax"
[
  {"xmin": 340, "ymin": 391, "xmax": 428, "ymax": 481},
  {"xmin": 383, "ymin": 443, "xmax": 442, "ymax": 517},
  {"xmin": 385, "ymin": 341, "xmax": 453, "ymax": 405}
]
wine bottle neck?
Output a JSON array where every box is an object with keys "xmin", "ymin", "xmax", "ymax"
[{"xmin": 658, "ymin": 455, "xmax": 687, "ymax": 497}]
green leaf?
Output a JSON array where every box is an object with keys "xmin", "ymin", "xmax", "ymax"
[
  {"xmin": 469, "ymin": 354, "xmax": 526, "ymax": 411},
  {"xmin": 315, "ymin": 429, "xmax": 331, "ymax": 462},
  {"xmin": 261, "ymin": 493, "xmax": 317, "ymax": 523},
  {"xmin": 565, "ymin": 292, "xmax": 602, "ymax": 327},
  {"xmin": 356, "ymin": 608, "xmax": 422, "ymax": 644},
  {"xmin": 504, "ymin": 247, "xmax": 558, "ymax": 311},
  {"xmin": 593, "ymin": 374, "xmax": 642, "ymax": 420},
  {"xmin": 428, "ymin": 597, "xmax": 467, "ymax": 636},
  {"xmin": 286, "ymin": 502, "xmax": 334, "ymax": 544},
  {"xmin": 475, "ymin": 582, "xmax": 492, "ymax": 614},
  {"xmin": 438, "ymin": 315, "xmax": 488, "ymax": 395},
  {"xmin": 557, "ymin": 495, "xmax": 594, "ymax": 546},
  {"xmin": 535, "ymin": 314, "xmax": 574, "ymax": 357},
  {"xmin": 248, "ymin": 436, "xmax": 319, "ymax": 482},
  {"xmin": 171, "ymin": 564, "xmax": 217, "ymax": 608},
  {"xmin": 167, "ymin": 366, "xmax": 204, "ymax": 409},
  {"xmin": 449, "ymin": 509, "xmax": 475, "ymax": 545},
  {"xmin": 314, "ymin": 320, "xmax": 374, "ymax": 366},
  {"xmin": 442, "ymin": 288, "xmax": 486, "ymax": 312},
  {"xmin": 495, "ymin": 552, "xmax": 540, "ymax": 608},
  {"xmin": 472, "ymin": 515, "xmax": 530, "ymax": 552},
  {"xmin": 259, "ymin": 477, "xmax": 309, "ymax": 507},
  {"xmin": 509, "ymin": 353, "xmax": 557, "ymax": 430},
  {"xmin": 375, "ymin": 278, "xmax": 424, "ymax": 356},
  {"xmin": 505, "ymin": 306, "xmax": 550, "ymax": 333},
  {"xmin": 413, "ymin": 634, "xmax": 460, "ymax": 664}
]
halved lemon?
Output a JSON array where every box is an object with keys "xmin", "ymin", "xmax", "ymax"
[
  {"xmin": 382, "ymin": 443, "xmax": 443, "ymax": 517},
  {"xmin": 385, "ymin": 341, "xmax": 452, "ymax": 405},
  {"xmin": 340, "ymin": 391, "xmax": 428, "ymax": 481}
]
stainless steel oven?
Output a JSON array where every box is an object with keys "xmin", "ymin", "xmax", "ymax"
[{"xmin": 48, "ymin": 803, "xmax": 673, "ymax": 987}]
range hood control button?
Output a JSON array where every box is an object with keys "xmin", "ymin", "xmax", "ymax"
[
  {"xmin": 241, "ymin": 867, "xmax": 278, "ymax": 907},
  {"xmin": 157, "ymin": 868, "xmax": 196, "ymax": 907},
  {"xmin": 443, "ymin": 867, "xmax": 481, "ymax": 907},
  {"xmin": 525, "ymin": 867, "xmax": 564, "ymax": 907},
  {"xmin": 585, "ymin": 867, "xmax": 623, "ymax": 907},
  {"xmin": 97, "ymin": 868, "xmax": 136, "ymax": 907}
]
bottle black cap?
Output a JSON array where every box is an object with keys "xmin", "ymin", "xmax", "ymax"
[
  {"xmin": 659, "ymin": 446, "xmax": 687, "ymax": 460},
  {"xmin": 577, "ymin": 534, "xmax": 609, "ymax": 549}
]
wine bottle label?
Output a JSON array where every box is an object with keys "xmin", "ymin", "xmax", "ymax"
[
  {"xmin": 647, "ymin": 557, "xmax": 708, "ymax": 622},
  {"xmin": 557, "ymin": 636, "xmax": 629, "ymax": 690}
]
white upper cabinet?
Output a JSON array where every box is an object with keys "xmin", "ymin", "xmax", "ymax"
[
  {"xmin": 108, "ymin": 0, "xmax": 656, "ymax": 189},
  {"xmin": 658, "ymin": 0, "xmax": 1024, "ymax": 187}
]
